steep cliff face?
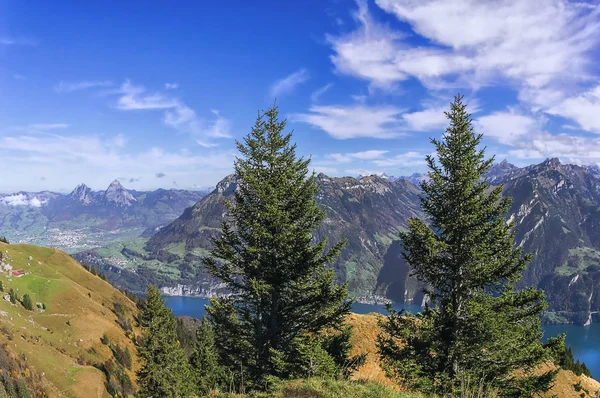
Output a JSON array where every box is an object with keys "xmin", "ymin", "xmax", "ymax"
[{"xmin": 501, "ymin": 159, "xmax": 600, "ymax": 324}]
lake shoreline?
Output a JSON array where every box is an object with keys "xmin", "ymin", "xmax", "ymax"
[
  {"xmin": 163, "ymin": 296, "xmax": 600, "ymax": 379},
  {"xmin": 160, "ymin": 294, "xmax": 597, "ymax": 326}
]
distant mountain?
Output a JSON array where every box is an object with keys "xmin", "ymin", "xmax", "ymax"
[
  {"xmin": 0, "ymin": 180, "xmax": 206, "ymax": 252},
  {"xmin": 377, "ymin": 158, "xmax": 600, "ymax": 324},
  {"xmin": 484, "ymin": 159, "xmax": 521, "ymax": 182},
  {"xmin": 357, "ymin": 172, "xmax": 400, "ymax": 182},
  {"xmin": 142, "ymin": 173, "xmax": 422, "ymax": 295},
  {"xmin": 103, "ymin": 179, "xmax": 137, "ymax": 207},
  {"xmin": 399, "ymin": 172, "xmax": 428, "ymax": 185},
  {"xmin": 70, "ymin": 183, "xmax": 94, "ymax": 205},
  {"xmin": 78, "ymin": 160, "xmax": 600, "ymax": 324}
]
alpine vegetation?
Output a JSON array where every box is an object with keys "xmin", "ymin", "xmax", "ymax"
[
  {"xmin": 204, "ymin": 104, "xmax": 358, "ymax": 392},
  {"xmin": 378, "ymin": 96, "xmax": 554, "ymax": 397}
]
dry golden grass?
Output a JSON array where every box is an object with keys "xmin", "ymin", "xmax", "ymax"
[
  {"xmin": 346, "ymin": 312, "xmax": 396, "ymax": 387},
  {"xmin": 345, "ymin": 312, "xmax": 600, "ymax": 398}
]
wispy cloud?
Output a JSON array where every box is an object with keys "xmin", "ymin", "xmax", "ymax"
[
  {"xmin": 401, "ymin": 107, "xmax": 448, "ymax": 132},
  {"xmin": 115, "ymin": 80, "xmax": 233, "ymax": 146},
  {"xmin": 0, "ymin": 37, "xmax": 37, "ymax": 46},
  {"xmin": 293, "ymin": 100, "xmax": 459, "ymax": 139},
  {"xmin": 0, "ymin": 133, "xmax": 235, "ymax": 191},
  {"xmin": 165, "ymin": 82, "xmax": 180, "ymax": 90},
  {"xmin": 27, "ymin": 123, "xmax": 69, "ymax": 130},
  {"xmin": 117, "ymin": 81, "xmax": 179, "ymax": 110},
  {"xmin": 291, "ymin": 104, "xmax": 404, "ymax": 139},
  {"xmin": 311, "ymin": 83, "xmax": 334, "ymax": 102},
  {"xmin": 330, "ymin": 0, "xmax": 600, "ymax": 93},
  {"xmin": 475, "ymin": 110, "xmax": 600, "ymax": 162},
  {"xmin": 311, "ymin": 165, "xmax": 339, "ymax": 175},
  {"xmin": 329, "ymin": 150, "xmax": 388, "ymax": 163},
  {"xmin": 269, "ymin": 69, "xmax": 309, "ymax": 98},
  {"xmin": 548, "ymin": 85, "xmax": 600, "ymax": 134},
  {"xmin": 373, "ymin": 151, "xmax": 427, "ymax": 167},
  {"xmin": 55, "ymin": 80, "xmax": 113, "ymax": 93}
]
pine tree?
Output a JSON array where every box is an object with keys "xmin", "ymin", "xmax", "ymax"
[
  {"xmin": 205, "ymin": 104, "xmax": 352, "ymax": 391},
  {"xmin": 378, "ymin": 95, "xmax": 554, "ymax": 396},
  {"xmin": 21, "ymin": 294, "xmax": 33, "ymax": 311},
  {"xmin": 8, "ymin": 289, "xmax": 16, "ymax": 305},
  {"xmin": 190, "ymin": 318, "xmax": 225, "ymax": 395},
  {"xmin": 136, "ymin": 285, "xmax": 193, "ymax": 398}
]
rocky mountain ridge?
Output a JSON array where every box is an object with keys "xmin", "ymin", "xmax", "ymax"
[
  {"xmin": 0, "ymin": 181, "xmax": 207, "ymax": 252},
  {"xmin": 144, "ymin": 172, "xmax": 423, "ymax": 294},
  {"xmin": 74, "ymin": 159, "xmax": 600, "ymax": 324}
]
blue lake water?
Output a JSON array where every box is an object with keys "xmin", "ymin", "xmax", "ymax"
[{"xmin": 164, "ymin": 296, "xmax": 600, "ymax": 379}]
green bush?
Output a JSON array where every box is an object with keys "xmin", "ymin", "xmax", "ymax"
[
  {"xmin": 545, "ymin": 335, "xmax": 591, "ymax": 377},
  {"xmin": 100, "ymin": 334, "xmax": 110, "ymax": 345},
  {"xmin": 20, "ymin": 294, "xmax": 33, "ymax": 311},
  {"xmin": 111, "ymin": 343, "xmax": 132, "ymax": 369}
]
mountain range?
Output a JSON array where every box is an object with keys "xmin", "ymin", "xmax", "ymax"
[
  {"xmin": 7, "ymin": 160, "xmax": 600, "ymax": 325},
  {"xmin": 72, "ymin": 159, "xmax": 600, "ymax": 325},
  {"xmin": 0, "ymin": 180, "xmax": 207, "ymax": 252}
]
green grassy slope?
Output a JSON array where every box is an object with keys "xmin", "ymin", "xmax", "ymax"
[{"xmin": 0, "ymin": 242, "xmax": 139, "ymax": 398}]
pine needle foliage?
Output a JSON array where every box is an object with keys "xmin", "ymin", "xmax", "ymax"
[
  {"xmin": 190, "ymin": 317, "xmax": 226, "ymax": 395},
  {"xmin": 204, "ymin": 104, "xmax": 352, "ymax": 391},
  {"xmin": 136, "ymin": 285, "xmax": 194, "ymax": 398},
  {"xmin": 378, "ymin": 95, "xmax": 555, "ymax": 397}
]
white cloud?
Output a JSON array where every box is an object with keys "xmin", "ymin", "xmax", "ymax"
[
  {"xmin": 55, "ymin": 80, "xmax": 113, "ymax": 93},
  {"xmin": 269, "ymin": 69, "xmax": 309, "ymax": 98},
  {"xmin": 0, "ymin": 194, "xmax": 46, "ymax": 208},
  {"xmin": 402, "ymin": 107, "xmax": 448, "ymax": 131},
  {"xmin": 0, "ymin": 133, "xmax": 235, "ymax": 192},
  {"xmin": 116, "ymin": 81, "xmax": 179, "ymax": 110},
  {"xmin": 329, "ymin": 150, "xmax": 388, "ymax": 163},
  {"xmin": 293, "ymin": 99, "xmax": 462, "ymax": 139},
  {"xmin": 205, "ymin": 110, "xmax": 233, "ymax": 139},
  {"xmin": 196, "ymin": 140, "xmax": 220, "ymax": 148},
  {"xmin": 329, "ymin": 0, "xmax": 600, "ymax": 101},
  {"xmin": 475, "ymin": 109, "xmax": 600, "ymax": 162},
  {"xmin": 548, "ymin": 85, "xmax": 600, "ymax": 133},
  {"xmin": 311, "ymin": 83, "xmax": 334, "ymax": 102},
  {"xmin": 114, "ymin": 80, "xmax": 232, "ymax": 146},
  {"xmin": 312, "ymin": 166, "xmax": 339, "ymax": 175},
  {"xmin": 373, "ymin": 151, "xmax": 426, "ymax": 167},
  {"xmin": 27, "ymin": 123, "xmax": 69, "ymax": 130},
  {"xmin": 475, "ymin": 110, "xmax": 540, "ymax": 146},
  {"xmin": 165, "ymin": 82, "xmax": 180, "ymax": 90},
  {"xmin": 291, "ymin": 104, "xmax": 404, "ymax": 139}
]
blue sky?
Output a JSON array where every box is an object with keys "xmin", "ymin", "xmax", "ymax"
[{"xmin": 1, "ymin": 0, "xmax": 600, "ymax": 192}]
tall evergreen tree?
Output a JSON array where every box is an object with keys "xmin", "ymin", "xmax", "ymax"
[
  {"xmin": 205, "ymin": 104, "xmax": 352, "ymax": 390},
  {"xmin": 136, "ymin": 285, "xmax": 193, "ymax": 398},
  {"xmin": 190, "ymin": 318, "xmax": 225, "ymax": 395},
  {"xmin": 378, "ymin": 95, "xmax": 554, "ymax": 396}
]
